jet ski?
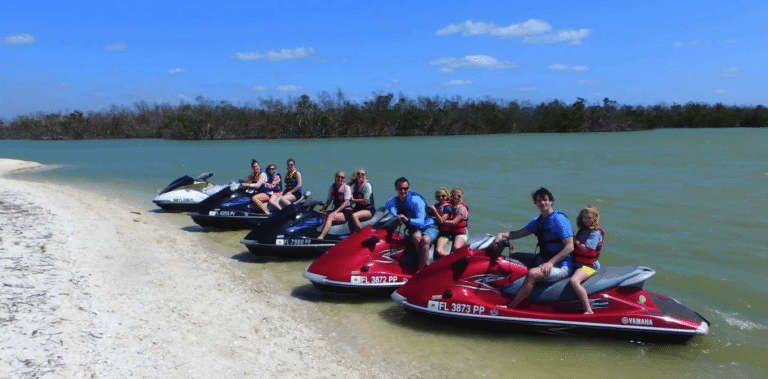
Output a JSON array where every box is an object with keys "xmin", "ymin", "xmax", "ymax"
[
  {"xmin": 390, "ymin": 244, "xmax": 710, "ymax": 342},
  {"xmin": 188, "ymin": 181, "xmax": 312, "ymax": 229},
  {"xmin": 240, "ymin": 206, "xmax": 397, "ymax": 257},
  {"xmin": 302, "ymin": 219, "xmax": 495, "ymax": 295},
  {"xmin": 152, "ymin": 172, "xmax": 225, "ymax": 212}
]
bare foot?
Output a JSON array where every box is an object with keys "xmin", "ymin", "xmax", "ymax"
[{"xmin": 583, "ymin": 311, "xmax": 594, "ymax": 315}]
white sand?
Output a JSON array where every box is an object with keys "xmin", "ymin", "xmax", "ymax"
[{"xmin": 0, "ymin": 159, "xmax": 397, "ymax": 378}]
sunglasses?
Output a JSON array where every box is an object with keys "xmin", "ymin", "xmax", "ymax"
[
  {"xmin": 287, "ymin": 163, "xmax": 295, "ymax": 166},
  {"xmin": 397, "ymin": 186, "xmax": 409, "ymax": 191},
  {"xmin": 436, "ymin": 194, "xmax": 447, "ymax": 199},
  {"xmin": 336, "ymin": 175, "xmax": 345, "ymax": 179},
  {"xmin": 356, "ymin": 172, "xmax": 366, "ymax": 176}
]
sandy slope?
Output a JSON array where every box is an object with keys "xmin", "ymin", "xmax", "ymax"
[{"xmin": 0, "ymin": 159, "xmax": 395, "ymax": 378}]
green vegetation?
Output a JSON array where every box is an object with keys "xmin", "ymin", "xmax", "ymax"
[{"xmin": 1, "ymin": 92, "xmax": 766, "ymax": 140}]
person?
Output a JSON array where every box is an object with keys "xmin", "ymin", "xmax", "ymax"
[
  {"xmin": 432, "ymin": 187, "xmax": 469, "ymax": 258},
  {"xmin": 384, "ymin": 177, "xmax": 439, "ymax": 271},
  {"xmin": 242, "ymin": 160, "xmax": 278, "ymax": 215},
  {"xmin": 345, "ymin": 169, "xmax": 375, "ymax": 232},
  {"xmin": 241, "ymin": 159, "xmax": 267, "ymax": 192},
  {"xmin": 569, "ymin": 205, "xmax": 604, "ymax": 314},
  {"xmin": 279, "ymin": 158, "xmax": 303, "ymax": 208},
  {"xmin": 259, "ymin": 163, "xmax": 283, "ymax": 214},
  {"xmin": 427, "ymin": 187, "xmax": 452, "ymax": 222},
  {"xmin": 493, "ymin": 187, "xmax": 574, "ymax": 309},
  {"xmin": 317, "ymin": 171, "xmax": 353, "ymax": 240}
]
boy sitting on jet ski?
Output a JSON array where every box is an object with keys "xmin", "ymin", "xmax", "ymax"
[{"xmin": 492, "ymin": 187, "xmax": 574, "ymax": 308}]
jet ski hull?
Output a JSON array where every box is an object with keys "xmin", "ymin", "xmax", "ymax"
[
  {"xmin": 391, "ymin": 249, "xmax": 709, "ymax": 342},
  {"xmin": 302, "ymin": 223, "xmax": 495, "ymax": 295}
]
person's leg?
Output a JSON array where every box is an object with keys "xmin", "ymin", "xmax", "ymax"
[
  {"xmin": 268, "ymin": 193, "xmax": 282, "ymax": 210},
  {"xmin": 318, "ymin": 212, "xmax": 346, "ymax": 239},
  {"xmin": 251, "ymin": 193, "xmax": 271, "ymax": 214},
  {"xmin": 507, "ymin": 267, "xmax": 546, "ymax": 308},
  {"xmin": 435, "ymin": 236, "xmax": 449, "ymax": 257},
  {"xmin": 350, "ymin": 209, "xmax": 372, "ymax": 231},
  {"xmin": 452, "ymin": 234, "xmax": 467, "ymax": 252},
  {"xmin": 569, "ymin": 268, "xmax": 593, "ymax": 314},
  {"xmin": 280, "ymin": 193, "xmax": 296, "ymax": 206}
]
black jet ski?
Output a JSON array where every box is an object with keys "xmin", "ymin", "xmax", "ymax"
[
  {"xmin": 152, "ymin": 172, "xmax": 225, "ymax": 212},
  {"xmin": 188, "ymin": 181, "xmax": 312, "ymax": 229},
  {"xmin": 240, "ymin": 206, "xmax": 396, "ymax": 257}
]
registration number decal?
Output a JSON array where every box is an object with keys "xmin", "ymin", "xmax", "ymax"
[
  {"xmin": 350, "ymin": 275, "xmax": 401, "ymax": 284},
  {"xmin": 275, "ymin": 238, "xmax": 310, "ymax": 246},
  {"xmin": 427, "ymin": 300, "xmax": 486, "ymax": 315}
]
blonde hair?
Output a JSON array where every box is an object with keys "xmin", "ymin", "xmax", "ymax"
[
  {"xmin": 450, "ymin": 187, "xmax": 464, "ymax": 204},
  {"xmin": 434, "ymin": 187, "xmax": 449, "ymax": 200},
  {"xmin": 577, "ymin": 205, "xmax": 600, "ymax": 231}
]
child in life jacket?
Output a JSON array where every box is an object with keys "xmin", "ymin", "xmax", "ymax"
[
  {"xmin": 432, "ymin": 187, "xmax": 469, "ymax": 258},
  {"xmin": 569, "ymin": 205, "xmax": 604, "ymax": 314}
]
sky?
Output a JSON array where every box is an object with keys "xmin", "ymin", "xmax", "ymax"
[{"xmin": 2, "ymin": 0, "xmax": 766, "ymax": 120}]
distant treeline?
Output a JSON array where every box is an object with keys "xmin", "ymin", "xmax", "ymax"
[{"xmin": 1, "ymin": 92, "xmax": 766, "ymax": 140}]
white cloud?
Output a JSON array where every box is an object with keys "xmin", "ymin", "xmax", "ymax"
[
  {"xmin": 443, "ymin": 79, "xmax": 473, "ymax": 86},
  {"xmin": 548, "ymin": 63, "xmax": 569, "ymax": 71},
  {"xmin": 232, "ymin": 47, "xmax": 315, "ymax": 62},
  {"xmin": 713, "ymin": 88, "xmax": 732, "ymax": 95},
  {"xmin": 385, "ymin": 79, "xmax": 401, "ymax": 87},
  {"xmin": 104, "ymin": 41, "xmax": 127, "ymax": 51},
  {"xmin": 251, "ymin": 85, "xmax": 268, "ymax": 91},
  {"xmin": 723, "ymin": 39, "xmax": 739, "ymax": 48},
  {"xmin": 430, "ymin": 55, "xmax": 517, "ymax": 71},
  {"xmin": 548, "ymin": 63, "xmax": 589, "ymax": 72},
  {"xmin": 577, "ymin": 79, "xmax": 600, "ymax": 85},
  {"xmin": 168, "ymin": 68, "xmax": 186, "ymax": 74},
  {"xmin": 1, "ymin": 32, "xmax": 35, "ymax": 46},
  {"xmin": 276, "ymin": 85, "xmax": 303, "ymax": 92},
  {"xmin": 436, "ymin": 19, "xmax": 593, "ymax": 45},
  {"xmin": 673, "ymin": 39, "xmax": 703, "ymax": 47},
  {"xmin": 718, "ymin": 67, "xmax": 739, "ymax": 78}
]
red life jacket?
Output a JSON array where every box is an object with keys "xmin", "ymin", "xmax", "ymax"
[
  {"xmin": 435, "ymin": 201, "xmax": 454, "ymax": 232},
  {"xmin": 439, "ymin": 202, "xmax": 469, "ymax": 234},
  {"xmin": 449, "ymin": 203, "xmax": 469, "ymax": 234},
  {"xmin": 573, "ymin": 226, "xmax": 604, "ymax": 265}
]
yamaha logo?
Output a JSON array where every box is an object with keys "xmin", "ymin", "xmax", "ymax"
[{"xmin": 622, "ymin": 317, "xmax": 653, "ymax": 326}]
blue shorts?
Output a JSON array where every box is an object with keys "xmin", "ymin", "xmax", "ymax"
[{"xmin": 407, "ymin": 224, "xmax": 439, "ymax": 242}]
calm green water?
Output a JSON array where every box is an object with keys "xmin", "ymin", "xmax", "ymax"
[{"xmin": 3, "ymin": 129, "xmax": 767, "ymax": 378}]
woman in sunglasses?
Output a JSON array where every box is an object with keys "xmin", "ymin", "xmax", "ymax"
[
  {"xmin": 279, "ymin": 158, "xmax": 303, "ymax": 208},
  {"xmin": 345, "ymin": 169, "xmax": 375, "ymax": 232},
  {"xmin": 317, "ymin": 171, "xmax": 353, "ymax": 240}
]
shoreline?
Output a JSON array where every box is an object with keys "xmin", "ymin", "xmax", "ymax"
[{"xmin": 0, "ymin": 159, "xmax": 397, "ymax": 378}]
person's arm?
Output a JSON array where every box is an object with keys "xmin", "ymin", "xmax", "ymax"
[
  {"xmin": 441, "ymin": 205, "xmax": 468, "ymax": 226},
  {"xmin": 405, "ymin": 197, "xmax": 430, "ymax": 228},
  {"xmin": 263, "ymin": 173, "xmax": 280, "ymax": 189},
  {"xmin": 494, "ymin": 228, "xmax": 530, "ymax": 243},
  {"xmin": 538, "ymin": 237, "xmax": 574, "ymax": 276},
  {"xmin": 292, "ymin": 171, "xmax": 303, "ymax": 194}
]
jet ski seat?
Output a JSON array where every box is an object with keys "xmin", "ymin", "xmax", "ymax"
[{"xmin": 502, "ymin": 265, "xmax": 656, "ymax": 303}]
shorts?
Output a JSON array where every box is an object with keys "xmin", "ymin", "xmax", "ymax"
[
  {"xmin": 437, "ymin": 233, "xmax": 468, "ymax": 245},
  {"xmin": 574, "ymin": 261, "xmax": 601, "ymax": 271},
  {"xmin": 533, "ymin": 255, "xmax": 572, "ymax": 282},
  {"xmin": 406, "ymin": 224, "xmax": 439, "ymax": 242}
]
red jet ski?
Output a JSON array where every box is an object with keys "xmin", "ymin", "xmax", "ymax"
[
  {"xmin": 302, "ymin": 220, "xmax": 495, "ymax": 295},
  {"xmin": 390, "ymin": 244, "xmax": 710, "ymax": 342}
]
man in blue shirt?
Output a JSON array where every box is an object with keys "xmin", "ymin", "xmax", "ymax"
[
  {"xmin": 385, "ymin": 177, "xmax": 439, "ymax": 271},
  {"xmin": 493, "ymin": 187, "xmax": 574, "ymax": 308}
]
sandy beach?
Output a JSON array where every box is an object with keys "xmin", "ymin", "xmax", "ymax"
[{"xmin": 0, "ymin": 159, "xmax": 397, "ymax": 378}]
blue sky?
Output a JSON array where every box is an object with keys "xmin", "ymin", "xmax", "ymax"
[{"xmin": 2, "ymin": 0, "xmax": 766, "ymax": 120}]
